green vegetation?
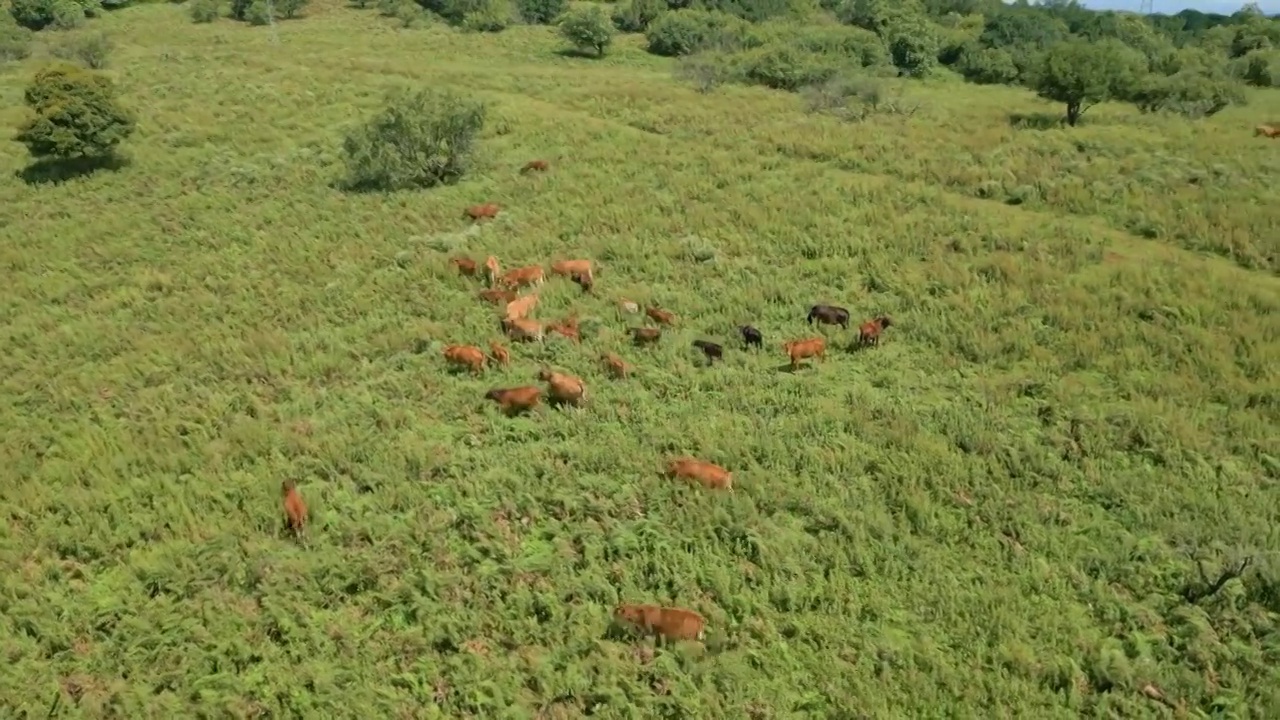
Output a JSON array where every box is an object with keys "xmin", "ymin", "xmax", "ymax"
[{"xmin": 1, "ymin": 0, "xmax": 1278, "ymax": 716}]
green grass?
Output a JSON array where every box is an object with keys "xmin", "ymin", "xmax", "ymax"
[{"xmin": 2, "ymin": 3, "xmax": 1279, "ymax": 717}]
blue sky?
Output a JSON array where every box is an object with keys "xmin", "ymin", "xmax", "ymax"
[{"xmin": 1079, "ymin": 0, "xmax": 1278, "ymax": 13}]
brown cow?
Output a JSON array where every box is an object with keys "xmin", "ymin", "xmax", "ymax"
[
  {"xmin": 484, "ymin": 386, "xmax": 542, "ymax": 416},
  {"xmin": 538, "ymin": 368, "xmax": 587, "ymax": 406},
  {"xmin": 630, "ymin": 327, "xmax": 662, "ymax": 345},
  {"xmin": 443, "ymin": 344, "xmax": 487, "ymax": 374},
  {"xmin": 484, "ymin": 256, "xmax": 501, "ymax": 287},
  {"xmin": 547, "ymin": 315, "xmax": 580, "ymax": 343},
  {"xmin": 521, "ymin": 159, "xmax": 550, "ymax": 174},
  {"xmin": 614, "ymin": 604, "xmax": 706, "ymax": 642},
  {"xmin": 501, "ymin": 265, "xmax": 545, "ymax": 289},
  {"xmin": 478, "ymin": 288, "xmax": 518, "ymax": 305},
  {"xmin": 783, "ymin": 337, "xmax": 826, "ymax": 369},
  {"xmin": 857, "ymin": 316, "xmax": 893, "ymax": 347},
  {"xmin": 646, "ymin": 306, "xmax": 677, "ymax": 326},
  {"xmin": 281, "ymin": 479, "xmax": 307, "ymax": 536},
  {"xmin": 601, "ymin": 352, "xmax": 631, "ymax": 379},
  {"xmin": 502, "ymin": 317, "xmax": 544, "ymax": 343},
  {"xmin": 450, "ymin": 256, "xmax": 478, "ymax": 277},
  {"xmin": 1255, "ymin": 124, "xmax": 1280, "ymax": 139},
  {"xmin": 665, "ymin": 457, "xmax": 733, "ymax": 490},
  {"xmin": 570, "ymin": 271, "xmax": 594, "ymax": 293},
  {"xmin": 551, "ymin": 259, "xmax": 593, "ymax": 281},
  {"xmin": 504, "ymin": 293, "xmax": 539, "ymax": 321},
  {"xmin": 489, "ymin": 341, "xmax": 510, "ymax": 367},
  {"xmin": 464, "ymin": 203, "xmax": 500, "ymax": 221}
]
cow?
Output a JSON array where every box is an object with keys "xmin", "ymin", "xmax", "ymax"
[
  {"xmin": 646, "ymin": 307, "xmax": 677, "ymax": 326},
  {"xmin": 601, "ymin": 352, "xmax": 631, "ymax": 379},
  {"xmin": 692, "ymin": 340, "xmax": 723, "ymax": 364},
  {"xmin": 783, "ymin": 337, "xmax": 826, "ymax": 370},
  {"xmin": 630, "ymin": 327, "xmax": 662, "ymax": 345},
  {"xmin": 488, "ymin": 341, "xmax": 510, "ymax": 367},
  {"xmin": 1255, "ymin": 124, "xmax": 1280, "ymax": 139},
  {"xmin": 665, "ymin": 457, "xmax": 732, "ymax": 490},
  {"xmin": 550, "ymin": 259, "xmax": 593, "ymax": 283},
  {"xmin": 520, "ymin": 159, "xmax": 550, "ymax": 173},
  {"xmin": 504, "ymin": 292, "xmax": 539, "ymax": 321},
  {"xmin": 501, "ymin": 317, "xmax": 544, "ymax": 343},
  {"xmin": 857, "ymin": 316, "xmax": 893, "ymax": 347},
  {"xmin": 464, "ymin": 203, "xmax": 500, "ymax": 221},
  {"xmin": 739, "ymin": 325, "xmax": 763, "ymax": 349},
  {"xmin": 807, "ymin": 304, "xmax": 850, "ymax": 330},
  {"xmin": 570, "ymin": 271, "xmax": 594, "ymax": 293},
  {"xmin": 537, "ymin": 368, "xmax": 587, "ymax": 407},
  {"xmin": 478, "ymin": 288, "xmax": 518, "ymax": 305},
  {"xmin": 484, "ymin": 386, "xmax": 542, "ymax": 416},
  {"xmin": 443, "ymin": 344, "xmax": 487, "ymax": 374},
  {"xmin": 281, "ymin": 479, "xmax": 307, "ymax": 536},
  {"xmin": 484, "ymin": 256, "xmax": 501, "ymax": 287},
  {"xmin": 547, "ymin": 315, "xmax": 581, "ymax": 343},
  {"xmin": 450, "ymin": 256, "xmax": 478, "ymax": 277},
  {"xmin": 501, "ymin": 265, "xmax": 545, "ymax": 290},
  {"xmin": 614, "ymin": 604, "xmax": 706, "ymax": 643}
]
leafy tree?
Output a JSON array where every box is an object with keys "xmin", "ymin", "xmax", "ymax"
[
  {"xmin": 1026, "ymin": 38, "xmax": 1145, "ymax": 126},
  {"xmin": 885, "ymin": 16, "xmax": 939, "ymax": 77},
  {"xmin": 836, "ymin": 0, "xmax": 925, "ymax": 35},
  {"xmin": 516, "ymin": 0, "xmax": 565, "ymax": 25},
  {"xmin": 645, "ymin": 9, "xmax": 745, "ymax": 57},
  {"xmin": 957, "ymin": 44, "xmax": 1020, "ymax": 84},
  {"xmin": 612, "ymin": 0, "xmax": 664, "ymax": 33},
  {"xmin": 559, "ymin": 5, "xmax": 614, "ymax": 57},
  {"xmin": 340, "ymin": 87, "xmax": 486, "ymax": 192},
  {"xmin": 189, "ymin": 0, "xmax": 220, "ymax": 22},
  {"xmin": 14, "ymin": 62, "xmax": 135, "ymax": 161},
  {"xmin": 1126, "ymin": 66, "xmax": 1245, "ymax": 118},
  {"xmin": 9, "ymin": 0, "xmax": 87, "ymax": 30}
]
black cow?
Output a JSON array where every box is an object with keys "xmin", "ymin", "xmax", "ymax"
[
  {"xmin": 807, "ymin": 304, "xmax": 850, "ymax": 330},
  {"xmin": 692, "ymin": 340, "xmax": 724, "ymax": 364},
  {"xmin": 739, "ymin": 325, "xmax": 763, "ymax": 349}
]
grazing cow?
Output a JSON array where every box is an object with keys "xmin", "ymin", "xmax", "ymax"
[
  {"xmin": 450, "ymin": 256, "xmax": 478, "ymax": 277},
  {"xmin": 807, "ymin": 304, "xmax": 850, "ymax": 330},
  {"xmin": 484, "ymin": 256, "xmax": 501, "ymax": 287},
  {"xmin": 570, "ymin": 271, "xmax": 594, "ymax": 293},
  {"xmin": 478, "ymin": 288, "xmax": 518, "ymax": 305},
  {"xmin": 618, "ymin": 299, "xmax": 640, "ymax": 314},
  {"xmin": 601, "ymin": 352, "xmax": 631, "ymax": 379},
  {"xmin": 504, "ymin": 292, "xmax": 540, "ymax": 321},
  {"xmin": 484, "ymin": 386, "xmax": 542, "ymax": 416},
  {"xmin": 521, "ymin": 159, "xmax": 550, "ymax": 174},
  {"xmin": 646, "ymin": 307, "xmax": 677, "ymax": 326},
  {"xmin": 489, "ymin": 341, "xmax": 510, "ymax": 367},
  {"xmin": 501, "ymin": 265, "xmax": 545, "ymax": 289},
  {"xmin": 630, "ymin": 327, "xmax": 662, "ymax": 345},
  {"xmin": 547, "ymin": 315, "xmax": 581, "ymax": 343},
  {"xmin": 537, "ymin": 368, "xmax": 587, "ymax": 406},
  {"xmin": 857, "ymin": 316, "xmax": 893, "ymax": 347},
  {"xmin": 614, "ymin": 604, "xmax": 706, "ymax": 642},
  {"xmin": 739, "ymin": 325, "xmax": 763, "ymax": 349},
  {"xmin": 281, "ymin": 479, "xmax": 307, "ymax": 535},
  {"xmin": 550, "ymin": 259, "xmax": 593, "ymax": 282},
  {"xmin": 783, "ymin": 337, "xmax": 826, "ymax": 369},
  {"xmin": 443, "ymin": 344, "xmax": 487, "ymax": 374},
  {"xmin": 502, "ymin": 317, "xmax": 544, "ymax": 343},
  {"xmin": 1255, "ymin": 124, "xmax": 1280, "ymax": 139},
  {"xmin": 692, "ymin": 340, "xmax": 723, "ymax": 364},
  {"xmin": 464, "ymin": 203, "xmax": 500, "ymax": 221},
  {"xmin": 665, "ymin": 457, "xmax": 733, "ymax": 490}
]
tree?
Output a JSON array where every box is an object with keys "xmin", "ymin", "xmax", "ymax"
[
  {"xmin": 559, "ymin": 5, "xmax": 615, "ymax": 57},
  {"xmin": 14, "ymin": 62, "xmax": 135, "ymax": 161},
  {"xmin": 516, "ymin": 0, "xmax": 565, "ymax": 25},
  {"xmin": 339, "ymin": 87, "xmax": 486, "ymax": 192},
  {"xmin": 1026, "ymin": 38, "xmax": 1145, "ymax": 126}
]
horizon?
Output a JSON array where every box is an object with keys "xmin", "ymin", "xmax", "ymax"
[{"xmin": 1075, "ymin": 0, "xmax": 1279, "ymax": 14}]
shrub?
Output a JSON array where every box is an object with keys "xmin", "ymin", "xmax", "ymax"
[
  {"xmin": 885, "ymin": 20, "xmax": 938, "ymax": 77},
  {"xmin": 698, "ymin": 0, "xmax": 801, "ymax": 23},
  {"xmin": 422, "ymin": 0, "xmax": 509, "ymax": 27},
  {"xmin": 742, "ymin": 22, "xmax": 888, "ymax": 68},
  {"xmin": 674, "ymin": 52, "xmax": 736, "ymax": 93},
  {"xmin": 559, "ymin": 5, "xmax": 613, "ymax": 57},
  {"xmin": 50, "ymin": 30, "xmax": 112, "ymax": 68},
  {"xmin": 10, "ymin": 0, "xmax": 86, "ymax": 30},
  {"xmin": 1, "ymin": 15, "xmax": 34, "ymax": 62},
  {"xmin": 14, "ymin": 62, "xmax": 136, "ymax": 160},
  {"xmin": 740, "ymin": 43, "xmax": 839, "ymax": 91},
  {"xmin": 274, "ymin": 0, "xmax": 308, "ymax": 18},
  {"xmin": 802, "ymin": 74, "xmax": 918, "ymax": 121},
  {"xmin": 1127, "ymin": 69, "xmax": 1247, "ymax": 119},
  {"xmin": 244, "ymin": 0, "xmax": 271, "ymax": 24},
  {"xmin": 611, "ymin": 0, "xmax": 663, "ymax": 33},
  {"xmin": 645, "ymin": 8, "xmax": 745, "ymax": 57},
  {"xmin": 1026, "ymin": 38, "xmax": 1146, "ymax": 126},
  {"xmin": 1232, "ymin": 48, "xmax": 1280, "ymax": 88},
  {"xmin": 956, "ymin": 44, "xmax": 1019, "ymax": 85},
  {"xmin": 189, "ymin": 0, "xmax": 220, "ymax": 21},
  {"xmin": 340, "ymin": 87, "xmax": 487, "ymax": 192},
  {"xmin": 516, "ymin": 0, "xmax": 564, "ymax": 25},
  {"xmin": 392, "ymin": 0, "xmax": 423, "ymax": 26}
]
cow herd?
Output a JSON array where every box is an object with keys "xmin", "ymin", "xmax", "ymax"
[{"xmin": 281, "ymin": 159, "xmax": 896, "ymax": 645}]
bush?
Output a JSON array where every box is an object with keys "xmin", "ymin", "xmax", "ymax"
[
  {"xmin": 274, "ymin": 0, "xmax": 308, "ymax": 18},
  {"xmin": 244, "ymin": 0, "xmax": 271, "ymax": 24},
  {"xmin": 698, "ymin": 0, "xmax": 802, "ymax": 23},
  {"xmin": 559, "ymin": 5, "xmax": 614, "ymax": 57},
  {"xmin": 422, "ymin": 0, "xmax": 509, "ymax": 27},
  {"xmin": 14, "ymin": 62, "xmax": 136, "ymax": 160},
  {"xmin": 10, "ymin": 0, "xmax": 86, "ymax": 30},
  {"xmin": 1, "ymin": 16, "xmax": 34, "ymax": 62},
  {"xmin": 802, "ymin": 74, "xmax": 919, "ymax": 121},
  {"xmin": 611, "ymin": 0, "xmax": 663, "ymax": 33},
  {"xmin": 392, "ymin": 0, "xmax": 423, "ymax": 26},
  {"xmin": 1127, "ymin": 69, "xmax": 1247, "ymax": 119},
  {"xmin": 1232, "ymin": 48, "xmax": 1280, "ymax": 88},
  {"xmin": 50, "ymin": 30, "xmax": 112, "ymax": 68},
  {"xmin": 885, "ymin": 20, "xmax": 938, "ymax": 77},
  {"xmin": 740, "ymin": 43, "xmax": 839, "ymax": 91},
  {"xmin": 189, "ymin": 0, "xmax": 220, "ymax": 21},
  {"xmin": 516, "ymin": 0, "xmax": 564, "ymax": 25},
  {"xmin": 742, "ymin": 22, "xmax": 888, "ymax": 68},
  {"xmin": 956, "ymin": 44, "xmax": 1019, "ymax": 85},
  {"xmin": 674, "ymin": 51, "xmax": 736, "ymax": 93},
  {"xmin": 340, "ymin": 87, "xmax": 487, "ymax": 193},
  {"xmin": 1026, "ymin": 38, "xmax": 1146, "ymax": 126},
  {"xmin": 645, "ymin": 8, "xmax": 745, "ymax": 57}
]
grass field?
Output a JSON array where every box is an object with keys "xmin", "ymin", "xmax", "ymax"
[{"xmin": 2, "ymin": 2, "xmax": 1279, "ymax": 717}]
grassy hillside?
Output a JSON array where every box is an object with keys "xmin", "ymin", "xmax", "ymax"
[{"xmin": 2, "ymin": 2, "xmax": 1278, "ymax": 717}]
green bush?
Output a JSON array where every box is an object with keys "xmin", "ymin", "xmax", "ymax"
[
  {"xmin": 743, "ymin": 22, "xmax": 888, "ymax": 68},
  {"xmin": 516, "ymin": 0, "xmax": 564, "ymax": 25},
  {"xmin": 50, "ymin": 30, "xmax": 112, "ymax": 68},
  {"xmin": 740, "ymin": 43, "xmax": 839, "ymax": 91},
  {"xmin": 244, "ymin": 0, "xmax": 271, "ymax": 24},
  {"xmin": 1232, "ymin": 48, "xmax": 1280, "ymax": 88},
  {"xmin": 1, "ymin": 15, "xmax": 34, "ymax": 61},
  {"xmin": 611, "ymin": 0, "xmax": 663, "ymax": 33},
  {"xmin": 189, "ymin": 0, "xmax": 220, "ymax": 21},
  {"xmin": 340, "ymin": 87, "xmax": 487, "ymax": 192},
  {"xmin": 956, "ymin": 44, "xmax": 1019, "ymax": 85},
  {"xmin": 14, "ymin": 62, "xmax": 136, "ymax": 160},
  {"xmin": 801, "ymin": 74, "xmax": 918, "ymax": 121},
  {"xmin": 1126, "ymin": 68, "xmax": 1246, "ymax": 119},
  {"xmin": 885, "ymin": 19, "xmax": 938, "ymax": 77},
  {"xmin": 421, "ymin": 0, "xmax": 509, "ymax": 27},
  {"xmin": 559, "ymin": 5, "xmax": 614, "ymax": 57},
  {"xmin": 274, "ymin": 0, "xmax": 308, "ymax": 18},
  {"xmin": 9, "ymin": 0, "xmax": 86, "ymax": 30},
  {"xmin": 645, "ymin": 8, "xmax": 745, "ymax": 57},
  {"xmin": 697, "ymin": 0, "xmax": 803, "ymax": 23}
]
